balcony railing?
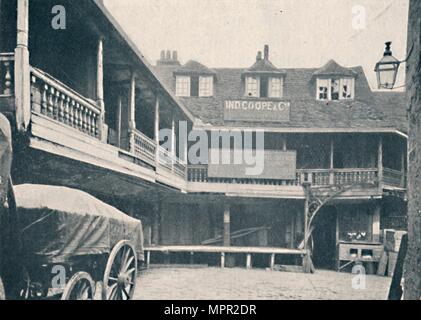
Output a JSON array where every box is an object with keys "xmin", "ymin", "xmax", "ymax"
[
  {"xmin": 158, "ymin": 146, "xmax": 187, "ymax": 179},
  {"xmin": 30, "ymin": 67, "xmax": 101, "ymax": 138},
  {"xmin": 132, "ymin": 129, "xmax": 156, "ymax": 166},
  {"xmin": 0, "ymin": 53, "xmax": 14, "ymax": 96},
  {"xmin": 187, "ymin": 166, "xmax": 381, "ymax": 188}
]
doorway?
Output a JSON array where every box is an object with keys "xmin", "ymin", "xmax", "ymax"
[{"xmin": 312, "ymin": 206, "xmax": 337, "ymax": 270}]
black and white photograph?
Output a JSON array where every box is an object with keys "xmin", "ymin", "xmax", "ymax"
[{"xmin": 0, "ymin": 0, "xmax": 420, "ymax": 307}]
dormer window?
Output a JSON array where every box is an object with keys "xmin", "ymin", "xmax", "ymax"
[
  {"xmin": 316, "ymin": 78, "xmax": 355, "ymax": 101},
  {"xmin": 174, "ymin": 60, "xmax": 215, "ymax": 97},
  {"xmin": 176, "ymin": 76, "xmax": 190, "ymax": 97},
  {"xmin": 245, "ymin": 76, "xmax": 283, "ymax": 98},
  {"xmin": 245, "ymin": 76, "xmax": 260, "ymax": 97},
  {"xmin": 268, "ymin": 77, "xmax": 283, "ymax": 98},
  {"xmin": 199, "ymin": 76, "xmax": 213, "ymax": 97}
]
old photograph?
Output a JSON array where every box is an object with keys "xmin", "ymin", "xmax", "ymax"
[{"xmin": 0, "ymin": 0, "xmax": 420, "ymax": 305}]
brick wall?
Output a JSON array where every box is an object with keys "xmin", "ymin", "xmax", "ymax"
[{"xmin": 405, "ymin": 0, "xmax": 421, "ymax": 300}]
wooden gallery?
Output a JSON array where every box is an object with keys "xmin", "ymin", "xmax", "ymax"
[{"xmin": 0, "ymin": 0, "xmax": 407, "ymax": 272}]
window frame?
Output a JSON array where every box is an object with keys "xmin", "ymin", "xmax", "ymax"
[
  {"xmin": 268, "ymin": 77, "xmax": 283, "ymax": 98},
  {"xmin": 199, "ymin": 76, "xmax": 214, "ymax": 97},
  {"xmin": 175, "ymin": 76, "xmax": 191, "ymax": 97},
  {"xmin": 316, "ymin": 77, "xmax": 355, "ymax": 101},
  {"xmin": 245, "ymin": 76, "xmax": 260, "ymax": 98}
]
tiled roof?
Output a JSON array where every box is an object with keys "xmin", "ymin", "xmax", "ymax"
[
  {"xmin": 313, "ymin": 59, "xmax": 358, "ymax": 78},
  {"xmin": 174, "ymin": 60, "xmax": 216, "ymax": 75},
  {"xmin": 245, "ymin": 59, "xmax": 284, "ymax": 74},
  {"xmin": 153, "ymin": 62, "xmax": 407, "ymax": 133}
]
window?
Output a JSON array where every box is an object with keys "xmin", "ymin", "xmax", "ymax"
[
  {"xmin": 317, "ymin": 78, "xmax": 355, "ymax": 101},
  {"xmin": 176, "ymin": 76, "xmax": 191, "ymax": 97},
  {"xmin": 317, "ymin": 79, "xmax": 330, "ymax": 100},
  {"xmin": 245, "ymin": 76, "xmax": 260, "ymax": 97},
  {"xmin": 341, "ymin": 78, "xmax": 354, "ymax": 99},
  {"xmin": 199, "ymin": 76, "xmax": 213, "ymax": 97},
  {"xmin": 269, "ymin": 77, "xmax": 283, "ymax": 98}
]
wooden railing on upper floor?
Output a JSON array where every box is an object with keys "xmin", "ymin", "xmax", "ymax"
[
  {"xmin": 30, "ymin": 67, "xmax": 102, "ymax": 139},
  {"xmin": 187, "ymin": 166, "xmax": 383, "ymax": 188}
]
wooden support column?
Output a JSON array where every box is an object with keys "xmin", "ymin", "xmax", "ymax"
[
  {"xmin": 270, "ymin": 253, "xmax": 276, "ymax": 269},
  {"xmin": 378, "ymin": 137, "xmax": 383, "ymax": 192},
  {"xmin": 171, "ymin": 110, "xmax": 176, "ymax": 156},
  {"xmin": 246, "ymin": 254, "xmax": 252, "ymax": 270},
  {"xmin": 372, "ymin": 202, "xmax": 381, "ymax": 242},
  {"xmin": 14, "ymin": 0, "xmax": 31, "ymax": 131},
  {"xmin": 96, "ymin": 37, "xmax": 105, "ymax": 141},
  {"xmin": 128, "ymin": 71, "xmax": 136, "ymax": 152},
  {"xmin": 302, "ymin": 190, "xmax": 312, "ymax": 274},
  {"xmin": 116, "ymin": 96, "xmax": 122, "ymax": 148},
  {"xmin": 154, "ymin": 95, "xmax": 160, "ymax": 162},
  {"xmin": 329, "ymin": 138, "xmax": 335, "ymax": 185},
  {"xmin": 152, "ymin": 201, "xmax": 160, "ymax": 246},
  {"xmin": 223, "ymin": 203, "xmax": 231, "ymax": 247},
  {"xmin": 401, "ymin": 148, "xmax": 406, "ymax": 188}
]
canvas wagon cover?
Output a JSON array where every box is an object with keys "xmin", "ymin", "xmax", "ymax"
[{"xmin": 14, "ymin": 184, "xmax": 144, "ymax": 264}]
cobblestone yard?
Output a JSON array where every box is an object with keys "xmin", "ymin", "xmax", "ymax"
[{"xmin": 134, "ymin": 267, "xmax": 391, "ymax": 300}]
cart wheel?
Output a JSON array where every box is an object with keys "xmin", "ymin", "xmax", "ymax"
[
  {"xmin": 61, "ymin": 272, "xmax": 95, "ymax": 300},
  {"xmin": 0, "ymin": 277, "xmax": 5, "ymax": 300},
  {"xmin": 102, "ymin": 240, "xmax": 137, "ymax": 300}
]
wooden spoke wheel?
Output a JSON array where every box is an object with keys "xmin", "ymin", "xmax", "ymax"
[
  {"xmin": 0, "ymin": 277, "xmax": 5, "ymax": 300},
  {"xmin": 61, "ymin": 272, "xmax": 95, "ymax": 300},
  {"xmin": 102, "ymin": 240, "xmax": 137, "ymax": 300}
]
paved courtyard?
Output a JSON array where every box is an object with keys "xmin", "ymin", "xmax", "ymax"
[{"xmin": 134, "ymin": 267, "xmax": 391, "ymax": 300}]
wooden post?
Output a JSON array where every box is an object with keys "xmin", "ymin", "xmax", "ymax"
[
  {"xmin": 329, "ymin": 138, "xmax": 335, "ymax": 185},
  {"xmin": 128, "ymin": 71, "xmax": 136, "ymax": 152},
  {"xmin": 270, "ymin": 253, "xmax": 275, "ymax": 269},
  {"xmin": 221, "ymin": 252, "xmax": 225, "ymax": 268},
  {"xmin": 154, "ymin": 95, "xmax": 160, "ymax": 163},
  {"xmin": 378, "ymin": 136, "xmax": 383, "ymax": 192},
  {"xmin": 171, "ymin": 111, "xmax": 176, "ymax": 156},
  {"xmin": 96, "ymin": 37, "xmax": 105, "ymax": 141},
  {"xmin": 223, "ymin": 203, "xmax": 231, "ymax": 247},
  {"xmin": 401, "ymin": 148, "xmax": 406, "ymax": 188},
  {"xmin": 116, "ymin": 96, "xmax": 122, "ymax": 148},
  {"xmin": 372, "ymin": 202, "xmax": 381, "ymax": 242},
  {"xmin": 146, "ymin": 251, "xmax": 151, "ymax": 268},
  {"xmin": 152, "ymin": 202, "xmax": 160, "ymax": 246},
  {"xmin": 246, "ymin": 254, "xmax": 252, "ymax": 270},
  {"xmin": 14, "ymin": 0, "xmax": 31, "ymax": 131}
]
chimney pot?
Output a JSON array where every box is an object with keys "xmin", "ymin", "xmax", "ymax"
[
  {"xmin": 166, "ymin": 50, "xmax": 171, "ymax": 60},
  {"xmin": 172, "ymin": 50, "xmax": 178, "ymax": 61},
  {"xmin": 160, "ymin": 50, "xmax": 166, "ymax": 60},
  {"xmin": 264, "ymin": 45, "xmax": 269, "ymax": 60},
  {"xmin": 256, "ymin": 51, "xmax": 262, "ymax": 61}
]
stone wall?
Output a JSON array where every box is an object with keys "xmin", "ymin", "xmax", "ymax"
[{"xmin": 405, "ymin": 0, "xmax": 421, "ymax": 300}]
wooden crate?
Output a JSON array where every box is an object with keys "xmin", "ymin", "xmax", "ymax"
[{"xmin": 338, "ymin": 242, "xmax": 384, "ymax": 262}]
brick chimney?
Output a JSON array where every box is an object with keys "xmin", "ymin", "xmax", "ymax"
[
  {"xmin": 264, "ymin": 45, "xmax": 269, "ymax": 61},
  {"xmin": 157, "ymin": 49, "xmax": 181, "ymax": 66},
  {"xmin": 256, "ymin": 51, "xmax": 262, "ymax": 62}
]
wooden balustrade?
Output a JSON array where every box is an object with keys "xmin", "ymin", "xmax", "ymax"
[
  {"xmin": 30, "ymin": 67, "xmax": 101, "ymax": 138},
  {"xmin": 187, "ymin": 166, "xmax": 381, "ymax": 187},
  {"xmin": 334, "ymin": 168, "xmax": 378, "ymax": 185},
  {"xmin": 0, "ymin": 53, "xmax": 14, "ymax": 96},
  {"xmin": 157, "ymin": 146, "xmax": 187, "ymax": 179},
  {"xmin": 132, "ymin": 129, "xmax": 156, "ymax": 166}
]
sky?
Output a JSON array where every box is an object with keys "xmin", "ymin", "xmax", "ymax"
[{"xmin": 103, "ymin": 0, "xmax": 409, "ymax": 90}]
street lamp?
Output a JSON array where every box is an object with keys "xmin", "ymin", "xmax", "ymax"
[
  {"xmin": 374, "ymin": 42, "xmax": 401, "ymax": 90},
  {"xmin": 375, "ymin": 41, "xmax": 414, "ymax": 90}
]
